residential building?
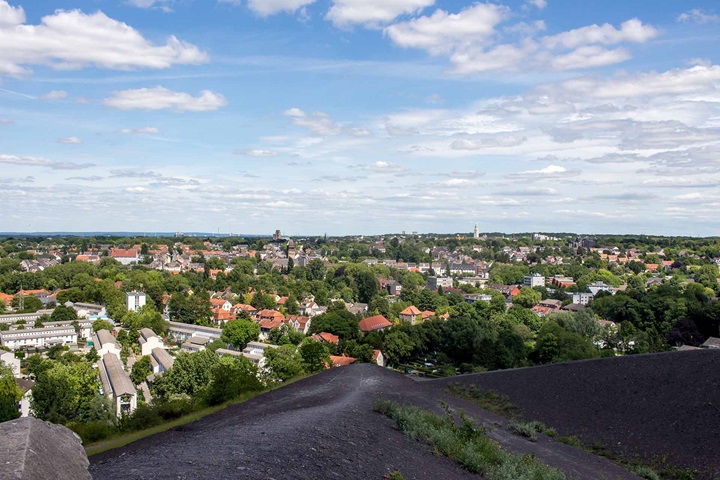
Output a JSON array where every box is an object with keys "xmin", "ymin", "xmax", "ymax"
[
  {"xmin": 399, "ymin": 306, "xmax": 421, "ymax": 324},
  {"xmin": 138, "ymin": 328, "xmax": 163, "ymax": 356},
  {"xmin": 67, "ymin": 302, "xmax": 106, "ymax": 317},
  {"xmin": 182, "ymin": 336, "xmax": 211, "ymax": 352},
  {"xmin": 701, "ymin": 337, "xmax": 720, "ymax": 349},
  {"xmin": 168, "ymin": 321, "xmax": 222, "ymax": 343},
  {"xmin": 0, "ymin": 326, "xmax": 78, "ymax": 351},
  {"xmin": 98, "ymin": 353, "xmax": 137, "ymax": 416},
  {"xmin": 93, "ymin": 329, "xmax": 121, "ymax": 359},
  {"xmin": 572, "ymin": 292, "xmax": 594, "ymax": 305},
  {"xmin": 150, "ymin": 347, "xmax": 174, "ymax": 374},
  {"xmin": 358, "ymin": 315, "xmax": 392, "ymax": 332},
  {"xmin": 372, "ymin": 350, "xmax": 386, "ymax": 367},
  {"xmin": 427, "ymin": 276, "xmax": 453, "ymax": 291},
  {"xmin": 0, "ymin": 350, "xmax": 20, "ymax": 377},
  {"xmin": 16, "ymin": 378, "xmax": 33, "ymax": 417},
  {"xmin": 0, "ymin": 311, "xmax": 54, "ymax": 325},
  {"xmin": 284, "ymin": 315, "xmax": 311, "ymax": 334},
  {"xmin": 110, "ymin": 248, "xmax": 139, "ymax": 265},
  {"xmin": 126, "ymin": 291, "xmax": 147, "ymax": 312},
  {"xmin": 523, "ymin": 273, "xmax": 545, "ymax": 288},
  {"xmin": 330, "ymin": 355, "xmax": 356, "ymax": 367},
  {"xmin": 587, "ymin": 282, "xmax": 615, "ymax": 295},
  {"xmin": 311, "ymin": 332, "xmax": 340, "ymax": 345}
]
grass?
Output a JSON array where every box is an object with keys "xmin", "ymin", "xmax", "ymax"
[
  {"xmin": 384, "ymin": 470, "xmax": 405, "ymax": 480},
  {"xmin": 84, "ymin": 374, "xmax": 310, "ymax": 456},
  {"xmin": 374, "ymin": 400, "xmax": 566, "ymax": 480},
  {"xmin": 508, "ymin": 420, "xmax": 555, "ymax": 442},
  {"xmin": 445, "ymin": 383, "xmax": 521, "ymax": 419}
]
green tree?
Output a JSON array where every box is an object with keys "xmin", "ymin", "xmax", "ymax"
[
  {"xmin": 513, "ymin": 287, "xmax": 541, "ymax": 308},
  {"xmin": 203, "ymin": 355, "xmax": 263, "ymax": 405},
  {"xmin": 92, "ymin": 319, "xmax": 114, "ymax": 333},
  {"xmin": 383, "ymin": 332, "xmax": 414, "ymax": 364},
  {"xmin": 31, "ymin": 362, "xmax": 100, "ymax": 424},
  {"xmin": 308, "ymin": 310, "xmax": 359, "ymax": 340},
  {"xmin": 0, "ymin": 362, "xmax": 22, "ymax": 422},
  {"xmin": 130, "ymin": 356, "xmax": 152, "ymax": 385},
  {"xmin": 50, "ymin": 305, "xmax": 78, "ymax": 322},
  {"xmin": 221, "ymin": 319, "xmax": 260, "ymax": 350},
  {"xmin": 154, "ymin": 350, "xmax": 218, "ymax": 398},
  {"xmin": 299, "ymin": 339, "xmax": 331, "ymax": 373},
  {"xmin": 265, "ymin": 344, "xmax": 304, "ymax": 381}
]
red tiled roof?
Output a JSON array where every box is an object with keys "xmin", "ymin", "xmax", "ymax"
[
  {"xmin": 330, "ymin": 355, "xmax": 356, "ymax": 367},
  {"xmin": 358, "ymin": 315, "xmax": 392, "ymax": 332},
  {"xmin": 400, "ymin": 306, "xmax": 421, "ymax": 316},
  {"xmin": 420, "ymin": 310, "xmax": 435, "ymax": 320},
  {"xmin": 312, "ymin": 332, "xmax": 339, "ymax": 344},
  {"xmin": 110, "ymin": 248, "xmax": 138, "ymax": 258}
]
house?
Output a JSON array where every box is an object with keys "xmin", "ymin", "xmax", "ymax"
[
  {"xmin": 385, "ymin": 281, "xmax": 402, "ymax": 296},
  {"xmin": 168, "ymin": 321, "xmax": 222, "ymax": 343},
  {"xmin": 67, "ymin": 302, "xmax": 106, "ymax": 317},
  {"xmin": 550, "ymin": 275, "xmax": 575, "ymax": 289},
  {"xmin": 299, "ymin": 301, "xmax": 325, "ymax": 317},
  {"xmin": 0, "ymin": 350, "xmax": 20, "ymax": 377},
  {"xmin": 98, "ymin": 353, "xmax": 137, "ymax": 416},
  {"xmin": 523, "ymin": 273, "xmax": 545, "ymax": 288},
  {"xmin": 150, "ymin": 347, "xmax": 174, "ymax": 374},
  {"xmin": 329, "ymin": 355, "xmax": 356, "ymax": 367},
  {"xmin": 241, "ymin": 341, "xmax": 278, "ymax": 368},
  {"xmin": 16, "ymin": 378, "xmax": 33, "ymax": 417},
  {"xmin": 490, "ymin": 284, "xmax": 521, "ymax": 298},
  {"xmin": 427, "ymin": 276, "xmax": 453, "ymax": 291},
  {"xmin": 463, "ymin": 293, "xmax": 493, "ymax": 303},
  {"xmin": 110, "ymin": 248, "xmax": 139, "ymax": 265},
  {"xmin": 284, "ymin": 315, "xmax": 311, "ymax": 334},
  {"xmin": 1, "ymin": 326, "xmax": 78, "ymax": 351},
  {"xmin": 399, "ymin": 306, "xmax": 421, "ymax": 324},
  {"xmin": 539, "ymin": 299, "xmax": 563, "ymax": 311},
  {"xmin": 311, "ymin": 332, "xmax": 339, "ymax": 345},
  {"xmin": 572, "ymin": 292, "xmax": 594, "ymax": 305},
  {"xmin": 17, "ymin": 289, "xmax": 54, "ymax": 306},
  {"xmin": 587, "ymin": 282, "xmax": 616, "ymax": 295},
  {"xmin": 138, "ymin": 328, "xmax": 163, "ymax": 356},
  {"xmin": 420, "ymin": 310, "xmax": 435, "ymax": 321},
  {"xmin": 233, "ymin": 303, "xmax": 257, "ymax": 318},
  {"xmin": 358, "ymin": 315, "xmax": 392, "ymax": 332},
  {"xmin": 126, "ymin": 291, "xmax": 147, "ymax": 312},
  {"xmin": 93, "ymin": 329, "xmax": 121, "ymax": 359},
  {"xmin": 345, "ymin": 302, "xmax": 368, "ymax": 316},
  {"xmin": 373, "ymin": 350, "xmax": 386, "ymax": 367},
  {"xmin": 182, "ymin": 336, "xmax": 211, "ymax": 352},
  {"xmin": 701, "ymin": 337, "xmax": 720, "ymax": 349}
]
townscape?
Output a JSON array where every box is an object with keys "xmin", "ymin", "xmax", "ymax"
[{"xmin": 1, "ymin": 229, "xmax": 719, "ymax": 446}]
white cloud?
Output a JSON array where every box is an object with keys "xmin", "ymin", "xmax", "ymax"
[
  {"xmin": 0, "ymin": 153, "xmax": 93, "ymax": 170},
  {"xmin": 39, "ymin": 90, "xmax": 68, "ymax": 101},
  {"xmin": 0, "ymin": 119, "xmax": 13, "ymax": 125},
  {"xmin": 127, "ymin": 0, "xmax": 173, "ymax": 12},
  {"xmin": 677, "ymin": 9, "xmax": 720, "ymax": 24},
  {"xmin": 542, "ymin": 18, "xmax": 657, "ymax": 49},
  {"xmin": 364, "ymin": 161, "xmax": 404, "ymax": 173},
  {"xmin": 236, "ymin": 149, "xmax": 279, "ymax": 157},
  {"xmin": 247, "ymin": 0, "xmax": 316, "ymax": 16},
  {"xmin": 117, "ymin": 127, "xmax": 161, "ymax": 134},
  {"xmin": 283, "ymin": 107, "xmax": 341, "ymax": 136},
  {"xmin": 0, "ymin": 3, "xmax": 206, "ymax": 77},
  {"xmin": 507, "ymin": 164, "xmax": 581, "ymax": 179},
  {"xmin": 57, "ymin": 137, "xmax": 81, "ymax": 144},
  {"xmin": 384, "ymin": 3, "xmax": 507, "ymax": 55},
  {"xmin": 0, "ymin": 0, "xmax": 24, "ymax": 26},
  {"xmin": 103, "ymin": 87, "xmax": 227, "ymax": 112},
  {"xmin": 525, "ymin": 0, "xmax": 547, "ymax": 9},
  {"xmin": 327, "ymin": 0, "xmax": 434, "ymax": 27},
  {"xmin": 384, "ymin": 4, "xmax": 656, "ymax": 73}
]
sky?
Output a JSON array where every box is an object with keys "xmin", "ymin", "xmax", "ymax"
[{"xmin": 0, "ymin": 0, "xmax": 719, "ymax": 236}]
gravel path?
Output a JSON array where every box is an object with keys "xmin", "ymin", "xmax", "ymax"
[
  {"xmin": 432, "ymin": 350, "xmax": 720, "ymax": 479},
  {"xmin": 90, "ymin": 364, "xmax": 642, "ymax": 480}
]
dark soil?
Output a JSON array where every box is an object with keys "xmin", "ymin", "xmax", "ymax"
[
  {"xmin": 432, "ymin": 349, "xmax": 720, "ymax": 479},
  {"xmin": 90, "ymin": 364, "xmax": 639, "ymax": 480}
]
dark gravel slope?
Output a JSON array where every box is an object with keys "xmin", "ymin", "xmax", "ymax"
[
  {"xmin": 90, "ymin": 365, "xmax": 639, "ymax": 480},
  {"xmin": 431, "ymin": 350, "xmax": 720, "ymax": 479}
]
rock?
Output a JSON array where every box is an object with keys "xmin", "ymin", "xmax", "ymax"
[{"xmin": 0, "ymin": 417, "xmax": 91, "ymax": 480}]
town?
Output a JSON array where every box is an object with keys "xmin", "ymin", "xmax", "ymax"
[{"xmin": 1, "ymin": 229, "xmax": 719, "ymax": 443}]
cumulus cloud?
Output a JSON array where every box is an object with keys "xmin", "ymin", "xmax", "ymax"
[
  {"xmin": 506, "ymin": 164, "xmax": 581, "ymax": 180},
  {"xmin": 677, "ymin": 9, "xmax": 720, "ymax": 24},
  {"xmin": 127, "ymin": 0, "xmax": 173, "ymax": 12},
  {"xmin": 246, "ymin": 0, "xmax": 316, "ymax": 16},
  {"xmin": 384, "ymin": 3, "xmax": 657, "ymax": 73},
  {"xmin": 525, "ymin": 0, "xmax": 547, "ymax": 9},
  {"xmin": 0, "ymin": 2, "xmax": 206, "ymax": 77},
  {"xmin": 39, "ymin": 90, "xmax": 68, "ymax": 101},
  {"xmin": 104, "ymin": 87, "xmax": 227, "ymax": 112},
  {"xmin": 327, "ymin": 0, "xmax": 434, "ymax": 27},
  {"xmin": 117, "ymin": 127, "xmax": 161, "ymax": 134},
  {"xmin": 283, "ymin": 108, "xmax": 342, "ymax": 136},
  {"xmin": 57, "ymin": 136, "xmax": 81, "ymax": 144},
  {"xmin": 364, "ymin": 161, "xmax": 404, "ymax": 173}
]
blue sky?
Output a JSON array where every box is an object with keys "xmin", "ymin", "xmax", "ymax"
[{"xmin": 0, "ymin": 0, "xmax": 719, "ymax": 236}]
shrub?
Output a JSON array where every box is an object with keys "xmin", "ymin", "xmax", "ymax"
[
  {"xmin": 508, "ymin": 420, "xmax": 550, "ymax": 442},
  {"xmin": 68, "ymin": 421, "xmax": 116, "ymax": 443}
]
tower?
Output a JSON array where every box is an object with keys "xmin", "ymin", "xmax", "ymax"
[{"xmin": 473, "ymin": 223, "xmax": 479, "ymax": 239}]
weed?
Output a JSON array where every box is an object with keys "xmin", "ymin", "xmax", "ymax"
[
  {"xmin": 384, "ymin": 470, "xmax": 404, "ymax": 480},
  {"xmin": 374, "ymin": 399, "xmax": 565, "ymax": 480},
  {"xmin": 446, "ymin": 383, "xmax": 521, "ymax": 419},
  {"xmin": 508, "ymin": 420, "xmax": 551, "ymax": 442}
]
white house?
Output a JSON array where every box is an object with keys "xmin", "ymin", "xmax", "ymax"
[
  {"xmin": 93, "ymin": 329, "xmax": 121, "ymax": 359},
  {"xmin": 0, "ymin": 326, "xmax": 78, "ymax": 351},
  {"xmin": 523, "ymin": 273, "xmax": 546, "ymax": 288},
  {"xmin": 138, "ymin": 328, "xmax": 163, "ymax": 356},
  {"xmin": 587, "ymin": 282, "xmax": 616, "ymax": 296},
  {"xmin": 16, "ymin": 378, "xmax": 33, "ymax": 417},
  {"xmin": 572, "ymin": 292, "xmax": 594, "ymax": 305},
  {"xmin": 1, "ymin": 351, "xmax": 21, "ymax": 377},
  {"xmin": 98, "ymin": 353, "xmax": 137, "ymax": 416},
  {"xmin": 126, "ymin": 291, "xmax": 147, "ymax": 312},
  {"xmin": 150, "ymin": 347, "xmax": 174, "ymax": 374}
]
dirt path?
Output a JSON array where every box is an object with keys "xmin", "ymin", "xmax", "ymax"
[{"xmin": 91, "ymin": 365, "xmax": 639, "ymax": 480}]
